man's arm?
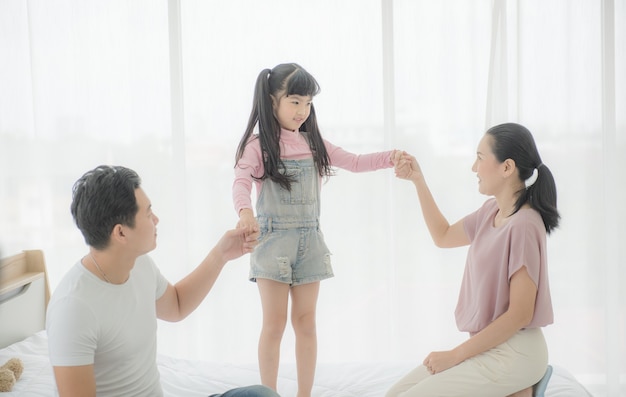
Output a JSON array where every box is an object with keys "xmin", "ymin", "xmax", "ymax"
[
  {"xmin": 53, "ymin": 365, "xmax": 96, "ymax": 397},
  {"xmin": 156, "ymin": 226, "xmax": 258, "ymax": 322}
]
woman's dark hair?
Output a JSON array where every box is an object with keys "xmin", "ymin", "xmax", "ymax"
[
  {"xmin": 70, "ymin": 165, "xmax": 141, "ymax": 249},
  {"xmin": 235, "ymin": 63, "xmax": 332, "ymax": 190},
  {"xmin": 486, "ymin": 123, "xmax": 560, "ymax": 233}
]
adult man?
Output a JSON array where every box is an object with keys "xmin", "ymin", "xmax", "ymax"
[{"xmin": 46, "ymin": 165, "xmax": 278, "ymax": 397}]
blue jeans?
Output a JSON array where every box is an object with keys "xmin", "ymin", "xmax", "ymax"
[{"xmin": 209, "ymin": 385, "xmax": 280, "ymax": 397}]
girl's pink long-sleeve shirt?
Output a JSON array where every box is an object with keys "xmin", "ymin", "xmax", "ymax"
[{"xmin": 233, "ymin": 128, "xmax": 394, "ymax": 214}]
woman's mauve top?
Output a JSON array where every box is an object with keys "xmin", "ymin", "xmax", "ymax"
[{"xmin": 456, "ymin": 198, "xmax": 554, "ymax": 335}]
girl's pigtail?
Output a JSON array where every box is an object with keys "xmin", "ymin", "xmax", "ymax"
[{"xmin": 235, "ymin": 69, "xmax": 272, "ymax": 164}]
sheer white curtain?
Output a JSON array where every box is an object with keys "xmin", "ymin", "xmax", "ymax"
[{"xmin": 0, "ymin": 1, "xmax": 623, "ymax": 395}]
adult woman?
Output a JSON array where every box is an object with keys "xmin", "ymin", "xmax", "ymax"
[{"xmin": 388, "ymin": 123, "xmax": 560, "ymax": 397}]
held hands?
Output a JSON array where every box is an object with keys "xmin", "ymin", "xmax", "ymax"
[
  {"xmin": 393, "ymin": 150, "xmax": 423, "ymax": 182},
  {"xmin": 214, "ymin": 209, "xmax": 259, "ymax": 263},
  {"xmin": 215, "ymin": 224, "xmax": 259, "ymax": 263}
]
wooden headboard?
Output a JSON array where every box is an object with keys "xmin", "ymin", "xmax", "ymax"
[{"xmin": 0, "ymin": 250, "xmax": 51, "ymax": 348}]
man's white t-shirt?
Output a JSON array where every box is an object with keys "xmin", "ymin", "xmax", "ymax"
[{"xmin": 46, "ymin": 255, "xmax": 169, "ymax": 396}]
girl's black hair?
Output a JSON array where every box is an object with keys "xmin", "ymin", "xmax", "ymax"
[
  {"xmin": 486, "ymin": 123, "xmax": 560, "ymax": 233},
  {"xmin": 235, "ymin": 63, "xmax": 332, "ymax": 190}
]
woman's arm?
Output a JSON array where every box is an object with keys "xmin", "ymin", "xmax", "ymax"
[{"xmin": 395, "ymin": 153, "xmax": 469, "ymax": 248}]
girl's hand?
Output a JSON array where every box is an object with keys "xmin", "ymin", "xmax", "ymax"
[
  {"xmin": 237, "ymin": 208, "xmax": 260, "ymax": 240},
  {"xmin": 237, "ymin": 208, "xmax": 256, "ymax": 227},
  {"xmin": 391, "ymin": 149, "xmax": 403, "ymax": 166},
  {"xmin": 392, "ymin": 150, "xmax": 410, "ymax": 176}
]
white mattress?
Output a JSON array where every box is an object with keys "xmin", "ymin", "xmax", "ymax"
[{"xmin": 0, "ymin": 331, "xmax": 593, "ymax": 397}]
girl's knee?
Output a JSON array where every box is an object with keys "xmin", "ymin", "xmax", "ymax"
[
  {"xmin": 261, "ymin": 317, "xmax": 288, "ymax": 340},
  {"xmin": 261, "ymin": 324, "xmax": 286, "ymax": 341},
  {"xmin": 291, "ymin": 312, "xmax": 316, "ymax": 336}
]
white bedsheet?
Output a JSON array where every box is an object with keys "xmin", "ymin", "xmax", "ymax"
[{"xmin": 0, "ymin": 331, "xmax": 593, "ymax": 397}]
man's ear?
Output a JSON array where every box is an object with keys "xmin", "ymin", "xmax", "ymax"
[{"xmin": 111, "ymin": 224, "xmax": 126, "ymax": 242}]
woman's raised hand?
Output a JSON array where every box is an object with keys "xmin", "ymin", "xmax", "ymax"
[{"xmin": 394, "ymin": 152, "xmax": 422, "ymax": 182}]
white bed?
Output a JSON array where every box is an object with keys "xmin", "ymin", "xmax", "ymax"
[{"xmin": 0, "ymin": 250, "xmax": 594, "ymax": 397}]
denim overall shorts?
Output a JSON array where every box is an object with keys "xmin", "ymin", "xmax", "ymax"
[{"xmin": 250, "ymin": 158, "xmax": 333, "ymax": 286}]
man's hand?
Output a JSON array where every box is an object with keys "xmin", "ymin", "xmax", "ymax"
[{"xmin": 215, "ymin": 224, "xmax": 259, "ymax": 263}]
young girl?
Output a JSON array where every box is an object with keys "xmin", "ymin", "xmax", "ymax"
[
  {"xmin": 233, "ymin": 63, "xmax": 399, "ymax": 396},
  {"xmin": 388, "ymin": 123, "xmax": 560, "ymax": 397}
]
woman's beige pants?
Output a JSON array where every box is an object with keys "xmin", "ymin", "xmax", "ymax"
[{"xmin": 385, "ymin": 328, "xmax": 548, "ymax": 397}]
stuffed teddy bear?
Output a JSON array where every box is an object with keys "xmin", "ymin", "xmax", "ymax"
[{"xmin": 0, "ymin": 358, "xmax": 23, "ymax": 392}]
